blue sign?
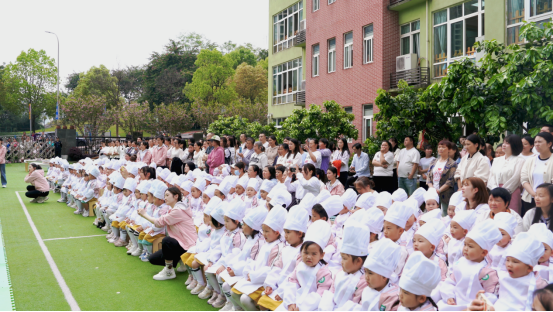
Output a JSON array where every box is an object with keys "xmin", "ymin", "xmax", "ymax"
[{"xmin": 55, "ymin": 101, "xmax": 59, "ymax": 120}]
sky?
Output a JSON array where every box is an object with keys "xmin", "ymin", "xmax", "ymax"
[{"xmin": 0, "ymin": 0, "xmax": 269, "ymax": 89}]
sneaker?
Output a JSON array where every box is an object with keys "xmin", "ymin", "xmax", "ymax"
[
  {"xmin": 207, "ymin": 292, "xmax": 218, "ymax": 305},
  {"xmin": 153, "ymin": 267, "xmax": 176, "ymax": 281},
  {"xmin": 191, "ymin": 284, "xmax": 206, "ymax": 295},
  {"xmin": 39, "ymin": 196, "xmax": 49, "ymax": 203},
  {"xmin": 106, "ymin": 233, "xmax": 114, "ymax": 240},
  {"xmin": 187, "ymin": 279, "xmax": 198, "ymax": 290},
  {"xmin": 108, "ymin": 237, "xmax": 118, "ymax": 244},
  {"xmin": 140, "ymin": 252, "xmax": 150, "ymax": 262},
  {"xmin": 30, "ymin": 198, "xmax": 39, "ymax": 203},
  {"xmin": 212, "ymin": 294, "xmax": 227, "ymax": 308},
  {"xmin": 57, "ymin": 198, "xmax": 65, "ymax": 203},
  {"xmin": 2, "ymin": 185, "xmax": 6, "ymax": 188},
  {"xmin": 184, "ymin": 274, "xmax": 193, "ymax": 285},
  {"xmin": 198, "ymin": 287, "xmax": 213, "ymax": 300},
  {"xmin": 114, "ymin": 239, "xmax": 128, "ymax": 247},
  {"xmin": 82, "ymin": 210, "xmax": 89, "ymax": 217},
  {"xmin": 131, "ymin": 248, "xmax": 143, "ymax": 257},
  {"xmin": 176, "ymin": 260, "xmax": 187, "ymax": 273},
  {"xmin": 231, "ymin": 306, "xmax": 244, "ymax": 311},
  {"xmin": 100, "ymin": 225, "xmax": 109, "ymax": 232},
  {"xmin": 73, "ymin": 210, "xmax": 82, "ymax": 215},
  {"xmin": 220, "ymin": 301, "xmax": 234, "ymax": 311}
]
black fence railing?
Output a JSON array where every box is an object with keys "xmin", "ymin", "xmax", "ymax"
[
  {"xmin": 390, "ymin": 67, "xmax": 430, "ymax": 89},
  {"xmin": 75, "ymin": 136, "xmax": 130, "ymax": 156}
]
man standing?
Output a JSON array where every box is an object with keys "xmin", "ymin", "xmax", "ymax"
[
  {"xmin": 347, "ymin": 143, "xmax": 370, "ymax": 188},
  {"xmin": 397, "ymin": 136, "xmax": 420, "ymax": 196},
  {"xmin": 0, "ymin": 138, "xmax": 6, "ymax": 188},
  {"xmin": 54, "ymin": 137, "xmax": 62, "ymax": 158},
  {"xmin": 259, "ymin": 133, "xmax": 269, "ymax": 149}
]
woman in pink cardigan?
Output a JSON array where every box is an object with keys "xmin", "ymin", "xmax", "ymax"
[
  {"xmin": 24, "ymin": 163, "xmax": 50, "ymax": 203},
  {"xmin": 206, "ymin": 135, "xmax": 225, "ymax": 175},
  {"xmin": 138, "ymin": 187, "xmax": 198, "ymax": 281}
]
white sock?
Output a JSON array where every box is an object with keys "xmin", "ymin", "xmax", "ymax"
[
  {"xmin": 192, "ymin": 269, "xmax": 205, "ymax": 286},
  {"xmin": 111, "ymin": 227, "xmax": 120, "ymax": 238},
  {"xmin": 145, "ymin": 244, "xmax": 153, "ymax": 254},
  {"xmin": 231, "ymin": 292, "xmax": 245, "ymax": 310},
  {"xmin": 240, "ymin": 294, "xmax": 257, "ymax": 311},
  {"xmin": 120, "ymin": 229, "xmax": 127, "ymax": 241},
  {"xmin": 206, "ymin": 273, "xmax": 220, "ymax": 294}
]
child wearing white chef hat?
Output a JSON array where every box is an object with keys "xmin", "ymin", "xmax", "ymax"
[
  {"xmin": 398, "ymin": 251, "xmax": 441, "ymax": 311},
  {"xmin": 488, "ymin": 212, "xmax": 517, "ymax": 270},
  {"xmin": 528, "ymin": 223, "xmax": 553, "ymax": 283},
  {"xmin": 413, "ymin": 219, "xmax": 448, "ymax": 281}
]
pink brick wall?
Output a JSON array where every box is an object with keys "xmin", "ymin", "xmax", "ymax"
[{"xmin": 306, "ymin": 0, "xmax": 399, "ymax": 143}]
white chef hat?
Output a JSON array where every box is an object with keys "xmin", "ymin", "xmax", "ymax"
[
  {"xmin": 466, "ymin": 219, "xmax": 502, "ymax": 251},
  {"xmin": 156, "ymin": 167, "xmax": 162, "ymax": 177},
  {"xmin": 123, "ymin": 178, "xmax": 137, "ymax": 193},
  {"xmin": 243, "ymin": 207, "xmax": 269, "ymax": 231},
  {"xmin": 506, "ymin": 232, "xmax": 545, "ymax": 267},
  {"xmin": 375, "ymin": 191, "xmax": 392, "ymax": 209},
  {"xmin": 260, "ymin": 179, "xmax": 276, "ymax": 193},
  {"xmin": 204, "ymin": 174, "xmax": 213, "ymax": 182},
  {"xmin": 204, "ymin": 185, "xmax": 217, "ymax": 199},
  {"xmin": 363, "ymin": 207, "xmax": 385, "ymax": 234},
  {"xmin": 148, "ymin": 181, "xmax": 158, "ymax": 194},
  {"xmin": 341, "ymin": 189, "xmax": 357, "ymax": 210},
  {"xmin": 127, "ymin": 164, "xmax": 139, "ymax": 177},
  {"xmin": 225, "ymin": 198, "xmax": 246, "ymax": 222},
  {"xmin": 149, "ymin": 162, "xmax": 157, "ymax": 169},
  {"xmin": 153, "ymin": 182, "xmax": 168, "ymax": 200},
  {"xmin": 356, "ymin": 192, "xmax": 377, "ymax": 210},
  {"xmin": 404, "ymin": 198, "xmax": 421, "ymax": 218},
  {"xmin": 341, "ymin": 220, "xmax": 371, "ymax": 257},
  {"xmin": 304, "ymin": 220, "xmax": 331, "ymax": 249},
  {"xmin": 180, "ymin": 180, "xmax": 194, "ymax": 194},
  {"xmin": 217, "ymin": 176, "xmax": 233, "ymax": 197},
  {"xmin": 528, "ymin": 223, "xmax": 553, "ymax": 249},
  {"xmin": 138, "ymin": 181, "xmax": 151, "ymax": 194},
  {"xmin": 493, "ymin": 212, "xmax": 517, "ymax": 238},
  {"xmin": 204, "ymin": 197, "xmax": 222, "ymax": 216},
  {"xmin": 267, "ymin": 184, "xmax": 287, "ymax": 201},
  {"xmin": 399, "ymin": 251, "xmax": 441, "ymax": 297},
  {"xmin": 364, "ymin": 238, "xmax": 401, "ymax": 279},
  {"xmin": 297, "ymin": 193, "xmax": 317, "ymax": 217},
  {"xmin": 237, "ymin": 175, "xmax": 249, "ymax": 190},
  {"xmin": 166, "ymin": 172, "xmax": 177, "ymax": 185},
  {"xmin": 449, "ymin": 191, "xmax": 464, "ymax": 207},
  {"xmin": 114, "ymin": 176, "xmax": 126, "ymax": 189},
  {"xmin": 185, "ymin": 170, "xmax": 195, "ymax": 182},
  {"xmin": 247, "ymin": 178, "xmax": 260, "ymax": 192},
  {"xmin": 212, "ymin": 176, "xmax": 223, "ymax": 185},
  {"xmin": 316, "ymin": 189, "xmax": 331, "ymax": 204},
  {"xmin": 270, "ymin": 192, "xmax": 292, "ymax": 209},
  {"xmin": 88, "ymin": 167, "xmax": 100, "ymax": 178},
  {"xmin": 211, "ymin": 206, "xmax": 226, "ymax": 225},
  {"xmin": 159, "ymin": 168, "xmax": 171, "ymax": 181},
  {"xmin": 391, "ymin": 189, "xmax": 408, "ymax": 202},
  {"xmin": 410, "ymin": 187, "xmax": 426, "ymax": 207},
  {"xmin": 284, "ymin": 206, "xmax": 309, "ymax": 233},
  {"xmin": 420, "ymin": 209, "xmax": 442, "ymax": 223},
  {"xmin": 424, "ymin": 188, "xmax": 440, "ymax": 204},
  {"xmin": 452, "ymin": 210, "xmax": 477, "ymax": 230},
  {"xmin": 171, "ymin": 174, "xmax": 182, "ymax": 186},
  {"xmin": 416, "ymin": 219, "xmax": 446, "ymax": 247},
  {"xmin": 193, "ymin": 177, "xmax": 206, "ymax": 193},
  {"xmin": 263, "ymin": 206, "xmax": 287, "ymax": 233},
  {"xmin": 384, "ymin": 202, "xmax": 411, "ymax": 229},
  {"xmin": 321, "ymin": 196, "xmax": 344, "ymax": 217}
]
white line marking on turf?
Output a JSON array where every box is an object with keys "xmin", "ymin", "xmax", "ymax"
[
  {"xmin": 15, "ymin": 192, "xmax": 81, "ymax": 311},
  {"xmin": 43, "ymin": 234, "xmax": 106, "ymax": 241}
]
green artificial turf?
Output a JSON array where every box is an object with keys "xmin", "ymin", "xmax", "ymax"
[{"xmin": 0, "ymin": 163, "xmax": 217, "ymax": 311}]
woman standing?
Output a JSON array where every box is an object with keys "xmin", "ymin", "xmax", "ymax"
[
  {"xmin": 326, "ymin": 166, "xmax": 345, "ymax": 196},
  {"xmin": 193, "ymin": 141, "xmax": 206, "ymax": 170},
  {"xmin": 331, "ymin": 138, "xmax": 350, "ymax": 189},
  {"xmin": 426, "ymin": 140, "xmax": 458, "ymax": 215},
  {"xmin": 169, "ymin": 139, "xmax": 185, "ymax": 175},
  {"xmin": 454, "ymin": 134, "xmax": 490, "ymax": 189},
  {"xmin": 372, "ymin": 140, "xmax": 396, "ymax": 194},
  {"xmin": 418, "ymin": 145, "xmax": 436, "ymax": 190},
  {"xmin": 249, "ymin": 142, "xmax": 268, "ymax": 170},
  {"xmin": 318, "ymin": 138, "xmax": 332, "ymax": 171},
  {"xmin": 521, "ymin": 132, "xmax": 553, "ymax": 216},
  {"xmin": 137, "ymin": 141, "xmax": 153, "ymax": 164},
  {"xmin": 275, "ymin": 143, "xmax": 290, "ymax": 167},
  {"xmin": 520, "ymin": 136, "xmax": 535, "ymax": 160},
  {"xmin": 24, "ymin": 163, "xmax": 50, "ymax": 203},
  {"xmin": 139, "ymin": 187, "xmax": 197, "ymax": 280},
  {"xmin": 205, "ymin": 136, "xmax": 224, "ymax": 175},
  {"xmin": 294, "ymin": 163, "xmax": 321, "ymax": 198},
  {"xmin": 265, "ymin": 135, "xmax": 278, "ymax": 166},
  {"xmin": 286, "ymin": 139, "xmax": 302, "ymax": 168},
  {"xmin": 487, "ymin": 134, "xmax": 526, "ymax": 214}
]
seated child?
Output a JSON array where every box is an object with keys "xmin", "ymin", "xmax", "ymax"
[
  {"xmin": 374, "ymin": 191, "xmax": 392, "ymax": 215},
  {"xmin": 126, "ymin": 180, "xmax": 151, "ymax": 256},
  {"xmin": 331, "ymin": 188, "xmax": 357, "ymax": 240},
  {"xmin": 137, "ymin": 182, "xmax": 169, "ymax": 261},
  {"xmin": 443, "ymin": 191, "xmax": 463, "ymax": 228},
  {"xmin": 398, "ymin": 251, "xmax": 441, "ymax": 311},
  {"xmin": 413, "ymin": 219, "xmax": 448, "ymax": 280},
  {"xmin": 424, "ymin": 188, "xmax": 440, "ymax": 212},
  {"xmin": 489, "ymin": 212, "xmax": 517, "ymax": 270},
  {"xmin": 383, "ymin": 202, "xmax": 412, "ymax": 275},
  {"xmin": 233, "ymin": 175, "xmax": 249, "ymax": 201},
  {"xmin": 107, "ymin": 178, "xmax": 136, "ymax": 246},
  {"xmin": 244, "ymin": 178, "xmax": 260, "ymax": 214},
  {"xmin": 362, "ymin": 208, "xmax": 384, "ymax": 254},
  {"xmin": 445, "ymin": 210, "xmax": 477, "ymax": 269},
  {"xmin": 528, "ymin": 223, "xmax": 553, "ymax": 283}
]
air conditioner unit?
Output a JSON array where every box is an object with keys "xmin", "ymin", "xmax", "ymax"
[{"xmin": 396, "ymin": 54, "xmax": 418, "ymax": 72}]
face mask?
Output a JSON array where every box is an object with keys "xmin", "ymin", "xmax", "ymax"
[{"xmin": 234, "ymin": 170, "xmax": 239, "ymax": 176}]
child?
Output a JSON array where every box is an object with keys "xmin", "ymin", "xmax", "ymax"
[
  {"xmin": 282, "ymin": 220, "xmax": 334, "ymax": 311},
  {"xmin": 75, "ymin": 167, "xmax": 100, "ymax": 217},
  {"xmin": 126, "ymin": 180, "xmax": 151, "ymax": 256},
  {"xmin": 413, "ymin": 219, "xmax": 448, "ymax": 280},
  {"xmin": 244, "ymin": 178, "xmax": 259, "ymax": 213},
  {"xmin": 257, "ymin": 206, "xmax": 308, "ymax": 311},
  {"xmin": 424, "ymin": 188, "xmax": 440, "ymax": 212},
  {"xmin": 398, "ymin": 251, "xmax": 441, "ymax": 311},
  {"xmin": 232, "ymin": 206, "xmax": 287, "ymax": 311},
  {"xmin": 419, "ymin": 209, "xmax": 442, "ymax": 227},
  {"xmin": 436, "ymin": 219, "xmax": 501, "ymax": 310},
  {"xmin": 101, "ymin": 175, "xmax": 125, "ymax": 234},
  {"xmin": 443, "ymin": 191, "xmax": 463, "ymax": 228},
  {"xmin": 383, "ymin": 202, "xmax": 412, "ymax": 275},
  {"xmin": 190, "ymin": 177, "xmax": 206, "ymax": 229},
  {"xmin": 233, "ymin": 175, "xmax": 249, "ymax": 201},
  {"xmin": 529, "ymin": 223, "xmax": 553, "ymax": 282},
  {"xmin": 445, "ymin": 210, "xmax": 477, "ymax": 268},
  {"xmin": 522, "ymin": 183, "xmax": 553, "ymax": 232},
  {"xmin": 122, "ymin": 182, "xmax": 143, "ymax": 253},
  {"xmin": 362, "ymin": 208, "xmax": 384, "ymax": 254},
  {"xmin": 214, "ymin": 176, "xmax": 234, "ymax": 202},
  {"xmin": 392, "ymin": 189, "xmax": 408, "ymax": 203},
  {"xmin": 354, "ymin": 191, "xmax": 378, "ymax": 212},
  {"xmin": 489, "ymin": 212, "xmax": 517, "ymax": 270},
  {"xmin": 107, "ymin": 178, "xmax": 136, "ymax": 246},
  {"xmin": 138, "ymin": 182, "xmax": 169, "ymax": 261},
  {"xmin": 259, "ymin": 179, "xmax": 276, "ymax": 208},
  {"xmin": 375, "ymin": 191, "xmax": 392, "ymax": 215},
  {"xmin": 360, "ymin": 238, "xmax": 401, "ymax": 311},
  {"xmin": 399, "ymin": 198, "xmax": 420, "ymax": 252},
  {"xmin": 318, "ymin": 219, "xmax": 369, "ymax": 310}
]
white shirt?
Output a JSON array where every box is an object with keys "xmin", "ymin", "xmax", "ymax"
[
  {"xmin": 432, "ymin": 159, "xmax": 447, "ymax": 186},
  {"xmin": 304, "ymin": 150, "xmax": 322, "ymax": 169},
  {"xmin": 373, "ymin": 151, "xmax": 395, "ymax": 177},
  {"xmin": 419, "ymin": 156, "xmax": 436, "ymax": 182},
  {"xmin": 533, "ymin": 156, "xmax": 549, "ymax": 191},
  {"xmin": 397, "ymin": 147, "xmax": 420, "ymax": 178},
  {"xmin": 331, "ymin": 150, "xmax": 350, "ymax": 172},
  {"xmin": 487, "ymin": 155, "xmax": 526, "ymax": 193}
]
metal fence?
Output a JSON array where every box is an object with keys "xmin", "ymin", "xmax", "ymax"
[
  {"xmin": 0, "ymin": 135, "xmax": 55, "ymax": 163},
  {"xmin": 75, "ymin": 136, "xmax": 130, "ymax": 156}
]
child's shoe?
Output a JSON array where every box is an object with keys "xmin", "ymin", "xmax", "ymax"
[
  {"xmin": 131, "ymin": 247, "xmax": 143, "ymax": 257},
  {"xmin": 220, "ymin": 301, "xmax": 233, "ymax": 311},
  {"xmin": 191, "ymin": 284, "xmax": 205, "ymax": 295},
  {"xmin": 212, "ymin": 293, "xmax": 227, "ymax": 308},
  {"xmin": 114, "ymin": 239, "xmax": 127, "ymax": 247},
  {"xmin": 184, "ymin": 274, "xmax": 193, "ymax": 285},
  {"xmin": 207, "ymin": 292, "xmax": 218, "ymax": 305},
  {"xmin": 198, "ymin": 287, "xmax": 213, "ymax": 300},
  {"xmin": 187, "ymin": 279, "xmax": 198, "ymax": 290},
  {"xmin": 140, "ymin": 252, "xmax": 150, "ymax": 262},
  {"xmin": 176, "ymin": 260, "xmax": 187, "ymax": 272}
]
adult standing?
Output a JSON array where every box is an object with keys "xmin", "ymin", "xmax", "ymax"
[
  {"xmin": 347, "ymin": 143, "xmax": 370, "ymax": 188},
  {"xmin": 520, "ymin": 136, "xmax": 535, "ymax": 160},
  {"xmin": 265, "ymin": 135, "xmax": 278, "ymax": 166},
  {"xmin": 152, "ymin": 136, "xmax": 168, "ymax": 168},
  {"xmin": 258, "ymin": 133, "xmax": 269, "ymax": 149},
  {"xmin": 318, "ymin": 138, "xmax": 332, "ymax": 172},
  {"xmin": 236, "ymin": 133, "xmax": 247, "ymax": 162},
  {"xmin": 249, "ymin": 142, "xmax": 268, "ymax": 170},
  {"xmin": 331, "ymin": 138, "xmax": 350, "ymax": 189},
  {"xmin": 532, "ymin": 125, "xmax": 553, "ymax": 154},
  {"xmin": 372, "ymin": 140, "xmax": 397, "ymax": 194},
  {"xmin": 170, "ymin": 139, "xmax": 186, "ymax": 175},
  {"xmin": 418, "ymin": 145, "xmax": 436, "ymax": 190},
  {"xmin": 54, "ymin": 137, "xmax": 62, "ymax": 158},
  {"xmin": 203, "ymin": 133, "xmax": 214, "ymax": 173},
  {"xmin": 454, "ymin": 134, "xmax": 490, "ymax": 189},
  {"xmin": 205, "ymin": 135, "xmax": 224, "ymax": 175},
  {"xmin": 286, "ymin": 139, "xmax": 303, "ymax": 168},
  {"xmin": 487, "ymin": 134, "xmax": 526, "ymax": 214},
  {"xmin": 24, "ymin": 163, "xmax": 49, "ymax": 203},
  {"xmin": 237, "ymin": 138, "xmax": 255, "ymax": 168},
  {"xmin": 397, "ymin": 136, "xmax": 420, "ymax": 196},
  {"xmin": 303, "ymin": 138, "xmax": 322, "ymax": 169},
  {"xmin": 137, "ymin": 141, "xmax": 153, "ymax": 164},
  {"xmin": 275, "ymin": 143, "xmax": 290, "ymax": 167},
  {"xmin": 426, "ymin": 140, "xmax": 458, "ymax": 215},
  {"xmin": 139, "ymin": 187, "xmax": 197, "ymax": 280},
  {"xmin": 521, "ymin": 132, "xmax": 553, "ymax": 216},
  {"xmin": 0, "ymin": 138, "xmax": 6, "ymax": 188}
]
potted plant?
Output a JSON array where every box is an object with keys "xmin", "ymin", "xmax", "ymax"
[
  {"xmin": 70, "ymin": 125, "xmax": 75, "ymax": 129},
  {"xmin": 62, "ymin": 125, "xmax": 68, "ymax": 129}
]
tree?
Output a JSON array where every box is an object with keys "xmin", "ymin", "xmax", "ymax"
[
  {"xmin": 423, "ymin": 21, "xmax": 553, "ymax": 138},
  {"xmin": 60, "ymin": 94, "xmax": 118, "ymax": 136},
  {"xmin": 74, "ymin": 65, "xmax": 120, "ymax": 109},
  {"xmin": 111, "ymin": 66, "xmax": 144, "ymax": 103},
  {"xmin": 233, "ymin": 63, "xmax": 268, "ymax": 103},
  {"xmin": 224, "ymin": 47, "xmax": 257, "ymax": 70},
  {"xmin": 220, "ymin": 41, "xmax": 237, "ymax": 54},
  {"xmin": 184, "ymin": 49, "xmax": 236, "ymax": 105},
  {"xmin": 276, "ymin": 101, "xmax": 358, "ymax": 143},
  {"xmin": 146, "ymin": 102, "xmax": 194, "ymax": 136},
  {"xmin": 177, "ymin": 32, "xmax": 218, "ymax": 54},
  {"xmin": 118, "ymin": 102, "xmax": 149, "ymax": 135},
  {"xmin": 2, "ymin": 49, "xmax": 58, "ymax": 130},
  {"xmin": 207, "ymin": 115, "xmax": 276, "ymax": 138},
  {"xmin": 64, "ymin": 72, "xmax": 81, "ymax": 92}
]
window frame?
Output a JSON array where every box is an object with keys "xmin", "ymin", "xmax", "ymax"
[
  {"xmin": 363, "ymin": 24, "xmax": 374, "ymax": 64},
  {"xmin": 507, "ymin": 0, "xmax": 553, "ymax": 45},
  {"xmin": 312, "ymin": 44, "xmax": 320, "ymax": 77},
  {"xmin": 400, "ymin": 20, "xmax": 420, "ymax": 57},
  {"xmin": 362, "ymin": 104, "xmax": 374, "ymax": 141},
  {"xmin": 344, "ymin": 32, "xmax": 354, "ymax": 69},
  {"xmin": 313, "ymin": 0, "xmax": 320, "ymax": 11},
  {"xmin": 272, "ymin": 58, "xmax": 303, "ymax": 105},
  {"xmin": 272, "ymin": 1, "xmax": 304, "ymax": 54},
  {"xmin": 328, "ymin": 0, "xmax": 336, "ymax": 4},
  {"xmin": 328, "ymin": 38, "xmax": 336, "ymax": 73}
]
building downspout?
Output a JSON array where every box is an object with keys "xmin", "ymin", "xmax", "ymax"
[{"xmin": 426, "ymin": 0, "xmax": 429, "ymax": 68}]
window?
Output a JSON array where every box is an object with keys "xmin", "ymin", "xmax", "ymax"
[
  {"xmin": 329, "ymin": 0, "xmax": 336, "ymax": 3},
  {"xmin": 272, "ymin": 58, "xmax": 303, "ymax": 105},
  {"xmin": 344, "ymin": 107, "xmax": 353, "ymax": 114},
  {"xmin": 313, "ymin": 0, "xmax": 320, "ymax": 11},
  {"xmin": 400, "ymin": 20, "xmax": 420, "ymax": 57},
  {"xmin": 273, "ymin": 117, "xmax": 287, "ymax": 128},
  {"xmin": 433, "ymin": 0, "xmax": 485, "ymax": 78},
  {"xmin": 344, "ymin": 32, "xmax": 353, "ymax": 69},
  {"xmin": 363, "ymin": 104, "xmax": 374, "ymax": 141},
  {"xmin": 507, "ymin": 0, "xmax": 553, "ymax": 45},
  {"xmin": 312, "ymin": 44, "xmax": 320, "ymax": 77},
  {"xmin": 363, "ymin": 25, "xmax": 374, "ymax": 63},
  {"xmin": 328, "ymin": 38, "xmax": 336, "ymax": 72},
  {"xmin": 272, "ymin": 1, "xmax": 304, "ymax": 54}
]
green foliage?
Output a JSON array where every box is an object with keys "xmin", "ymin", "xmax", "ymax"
[
  {"xmin": 207, "ymin": 115, "xmax": 276, "ymax": 139},
  {"xmin": 233, "ymin": 63, "xmax": 268, "ymax": 104},
  {"xmin": 276, "ymin": 101, "xmax": 358, "ymax": 143},
  {"xmin": 111, "ymin": 66, "xmax": 144, "ymax": 103},
  {"xmin": 74, "ymin": 65, "xmax": 120, "ymax": 109},
  {"xmin": 224, "ymin": 47, "xmax": 257, "ymax": 70},
  {"xmin": 64, "ymin": 72, "xmax": 81, "ymax": 92}
]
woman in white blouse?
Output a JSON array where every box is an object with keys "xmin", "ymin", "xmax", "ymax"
[
  {"xmin": 372, "ymin": 140, "xmax": 396, "ymax": 194},
  {"xmin": 293, "ymin": 163, "xmax": 321, "ymax": 198},
  {"xmin": 275, "ymin": 143, "xmax": 290, "ymax": 167},
  {"xmin": 521, "ymin": 132, "xmax": 553, "ymax": 216},
  {"xmin": 331, "ymin": 138, "xmax": 350, "ymax": 188},
  {"xmin": 285, "ymin": 139, "xmax": 303, "ymax": 168},
  {"xmin": 193, "ymin": 141, "xmax": 206, "ymax": 170},
  {"xmin": 454, "ymin": 134, "xmax": 490, "ymax": 189},
  {"xmin": 487, "ymin": 134, "xmax": 526, "ymax": 214},
  {"xmin": 520, "ymin": 136, "xmax": 535, "ymax": 160}
]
